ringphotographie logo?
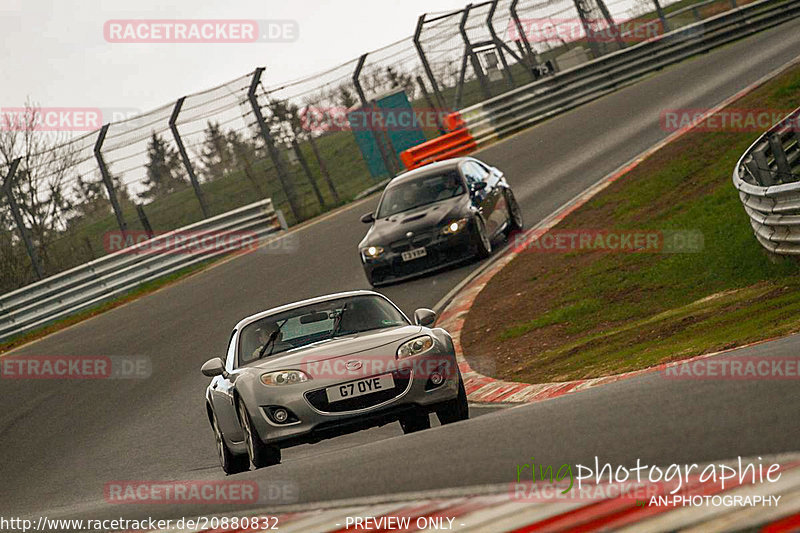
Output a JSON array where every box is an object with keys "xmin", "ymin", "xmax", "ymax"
[
  {"xmin": 0, "ymin": 107, "xmax": 142, "ymax": 132},
  {"xmin": 0, "ymin": 355, "xmax": 151, "ymax": 379},
  {"xmin": 512, "ymin": 229, "xmax": 704, "ymax": 254},
  {"xmin": 661, "ymin": 108, "xmax": 800, "ymax": 132},
  {"xmin": 103, "ymin": 19, "xmax": 299, "ymax": 43},
  {"xmin": 510, "ymin": 456, "xmax": 784, "ymax": 506}
]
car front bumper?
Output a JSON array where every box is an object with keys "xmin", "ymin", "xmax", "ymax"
[
  {"xmin": 242, "ymin": 351, "xmax": 460, "ymax": 448},
  {"xmin": 362, "ymin": 227, "xmax": 476, "ymax": 285}
]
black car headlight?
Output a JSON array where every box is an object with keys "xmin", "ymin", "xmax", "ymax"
[
  {"xmin": 361, "ymin": 245, "xmax": 385, "ymax": 259},
  {"xmin": 397, "ymin": 335, "xmax": 434, "ymax": 359},
  {"xmin": 441, "ymin": 218, "xmax": 468, "ymax": 235},
  {"xmin": 261, "ymin": 370, "xmax": 310, "ymax": 386}
]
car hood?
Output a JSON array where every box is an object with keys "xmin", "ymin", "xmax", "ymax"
[
  {"xmin": 360, "ymin": 195, "xmax": 470, "ymax": 247},
  {"xmin": 249, "ymin": 325, "xmax": 423, "ymax": 370}
]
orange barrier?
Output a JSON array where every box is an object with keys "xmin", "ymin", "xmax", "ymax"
[
  {"xmin": 444, "ymin": 111, "xmax": 465, "ymax": 131},
  {"xmin": 399, "ymin": 127, "xmax": 476, "ymax": 170}
]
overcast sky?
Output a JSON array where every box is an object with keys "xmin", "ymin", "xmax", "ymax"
[{"xmin": 0, "ymin": 0, "xmax": 469, "ymax": 115}]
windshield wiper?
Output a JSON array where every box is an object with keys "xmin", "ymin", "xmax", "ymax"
[
  {"xmin": 330, "ymin": 303, "xmax": 349, "ymax": 338},
  {"xmin": 256, "ymin": 321, "xmax": 286, "ymax": 360}
]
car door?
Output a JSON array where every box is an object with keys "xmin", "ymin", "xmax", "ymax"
[
  {"xmin": 469, "ymin": 160, "xmax": 504, "ymax": 235},
  {"xmin": 210, "ymin": 330, "xmax": 244, "ymax": 441},
  {"xmin": 461, "ymin": 161, "xmax": 495, "ymax": 233}
]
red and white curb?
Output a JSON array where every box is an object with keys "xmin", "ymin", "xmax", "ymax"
[
  {"xmin": 434, "ymin": 55, "xmax": 800, "ymax": 405},
  {"xmin": 141, "ymin": 457, "xmax": 800, "ymax": 532}
]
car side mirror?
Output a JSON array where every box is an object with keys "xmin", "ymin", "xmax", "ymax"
[
  {"xmin": 470, "ymin": 181, "xmax": 487, "ymax": 194},
  {"xmin": 360, "ymin": 212, "xmax": 375, "ymax": 224},
  {"xmin": 201, "ymin": 357, "xmax": 225, "ymax": 377},
  {"xmin": 414, "ymin": 308, "xmax": 437, "ymax": 327}
]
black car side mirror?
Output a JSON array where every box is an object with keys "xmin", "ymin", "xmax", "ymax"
[
  {"xmin": 360, "ymin": 212, "xmax": 375, "ymax": 224},
  {"xmin": 470, "ymin": 181, "xmax": 487, "ymax": 194},
  {"xmin": 201, "ymin": 357, "xmax": 225, "ymax": 377},
  {"xmin": 414, "ymin": 308, "xmax": 437, "ymax": 327}
]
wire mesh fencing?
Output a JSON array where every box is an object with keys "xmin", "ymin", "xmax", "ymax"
[{"xmin": 1, "ymin": 0, "xmax": 744, "ymax": 295}]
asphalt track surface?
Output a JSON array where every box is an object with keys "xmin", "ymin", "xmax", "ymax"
[{"xmin": 3, "ymin": 19, "xmax": 800, "ymax": 524}]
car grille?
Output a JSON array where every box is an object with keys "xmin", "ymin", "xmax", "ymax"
[
  {"xmin": 304, "ymin": 369, "xmax": 411, "ymax": 413},
  {"xmin": 389, "ymin": 232, "xmax": 434, "ymax": 252}
]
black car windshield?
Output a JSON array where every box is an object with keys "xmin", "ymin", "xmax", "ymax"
[
  {"xmin": 376, "ymin": 170, "xmax": 465, "ymax": 218},
  {"xmin": 238, "ymin": 295, "xmax": 409, "ymax": 365}
]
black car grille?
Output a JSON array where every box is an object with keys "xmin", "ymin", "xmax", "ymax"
[
  {"xmin": 305, "ymin": 369, "xmax": 411, "ymax": 413},
  {"xmin": 389, "ymin": 232, "xmax": 434, "ymax": 252}
]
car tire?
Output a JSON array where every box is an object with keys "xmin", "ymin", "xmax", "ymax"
[
  {"xmin": 505, "ymin": 190, "xmax": 523, "ymax": 235},
  {"xmin": 435, "ymin": 375, "xmax": 470, "ymax": 425},
  {"xmin": 399, "ymin": 410, "xmax": 431, "ymax": 434},
  {"xmin": 472, "ymin": 216, "xmax": 492, "ymax": 259},
  {"xmin": 237, "ymin": 399, "xmax": 281, "ymax": 469},
  {"xmin": 211, "ymin": 409, "xmax": 250, "ymax": 475}
]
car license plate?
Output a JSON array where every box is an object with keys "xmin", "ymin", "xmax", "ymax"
[
  {"xmin": 326, "ymin": 374, "xmax": 395, "ymax": 403},
  {"xmin": 401, "ymin": 247, "xmax": 427, "ymax": 261}
]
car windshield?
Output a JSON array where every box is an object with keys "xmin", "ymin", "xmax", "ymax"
[
  {"xmin": 238, "ymin": 295, "xmax": 408, "ymax": 365},
  {"xmin": 376, "ymin": 170, "xmax": 465, "ymax": 218}
]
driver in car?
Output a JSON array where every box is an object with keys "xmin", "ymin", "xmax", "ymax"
[{"xmin": 251, "ymin": 322, "xmax": 291, "ymax": 359}]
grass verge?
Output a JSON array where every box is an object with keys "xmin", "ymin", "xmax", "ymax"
[{"xmin": 460, "ymin": 61, "xmax": 800, "ymax": 384}]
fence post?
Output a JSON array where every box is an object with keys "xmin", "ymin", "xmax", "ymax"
[
  {"xmin": 136, "ymin": 204, "xmax": 154, "ymax": 238},
  {"xmin": 413, "ymin": 14, "xmax": 446, "ymax": 110},
  {"xmin": 248, "ymin": 67, "xmax": 301, "ymax": 221},
  {"xmin": 510, "ymin": 0, "xmax": 541, "ymax": 80},
  {"xmin": 573, "ymin": 0, "xmax": 602, "ymax": 58},
  {"xmin": 487, "ymin": 0, "xmax": 516, "ymax": 90},
  {"xmin": 416, "ymin": 76, "xmax": 447, "ymax": 135},
  {"xmin": 2, "ymin": 158, "xmax": 44, "ymax": 280},
  {"xmin": 651, "ymin": 0, "xmax": 670, "ymax": 33},
  {"xmin": 94, "ymin": 124, "xmax": 128, "ymax": 235},
  {"xmin": 353, "ymin": 53, "xmax": 399, "ymax": 177},
  {"xmin": 459, "ymin": 4, "xmax": 493, "ymax": 101},
  {"xmin": 169, "ymin": 97, "xmax": 210, "ymax": 218},
  {"xmin": 596, "ymin": 0, "xmax": 625, "ymax": 49}
]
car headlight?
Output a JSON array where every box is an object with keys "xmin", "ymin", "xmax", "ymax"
[
  {"xmin": 441, "ymin": 218, "xmax": 468, "ymax": 235},
  {"xmin": 397, "ymin": 335, "xmax": 434, "ymax": 359},
  {"xmin": 261, "ymin": 370, "xmax": 310, "ymax": 386},
  {"xmin": 362, "ymin": 245, "xmax": 385, "ymax": 259}
]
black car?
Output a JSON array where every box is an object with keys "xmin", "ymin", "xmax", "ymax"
[{"xmin": 358, "ymin": 157, "xmax": 523, "ymax": 286}]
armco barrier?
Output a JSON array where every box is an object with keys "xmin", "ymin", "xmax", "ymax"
[
  {"xmin": 451, "ymin": 0, "xmax": 800, "ymax": 147},
  {"xmin": 733, "ymin": 106, "xmax": 800, "ymax": 255},
  {"xmin": 399, "ymin": 128, "xmax": 477, "ymax": 170},
  {"xmin": 0, "ymin": 199, "xmax": 284, "ymax": 341}
]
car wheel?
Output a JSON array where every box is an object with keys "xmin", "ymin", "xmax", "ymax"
[
  {"xmin": 472, "ymin": 216, "xmax": 492, "ymax": 259},
  {"xmin": 399, "ymin": 410, "xmax": 431, "ymax": 434},
  {"xmin": 211, "ymin": 409, "xmax": 249, "ymax": 475},
  {"xmin": 505, "ymin": 190, "xmax": 523, "ymax": 235},
  {"xmin": 237, "ymin": 399, "xmax": 281, "ymax": 469},
  {"xmin": 436, "ymin": 375, "xmax": 470, "ymax": 425}
]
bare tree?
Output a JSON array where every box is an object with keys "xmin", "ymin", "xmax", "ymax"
[{"xmin": 0, "ymin": 99, "xmax": 79, "ymax": 270}]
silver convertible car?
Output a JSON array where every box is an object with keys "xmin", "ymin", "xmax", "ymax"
[{"xmin": 201, "ymin": 290, "xmax": 468, "ymax": 474}]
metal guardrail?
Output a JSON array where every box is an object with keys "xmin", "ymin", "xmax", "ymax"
[
  {"xmin": 733, "ymin": 107, "xmax": 800, "ymax": 255},
  {"xmin": 453, "ymin": 0, "xmax": 800, "ymax": 146},
  {"xmin": 0, "ymin": 199, "xmax": 285, "ymax": 341}
]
